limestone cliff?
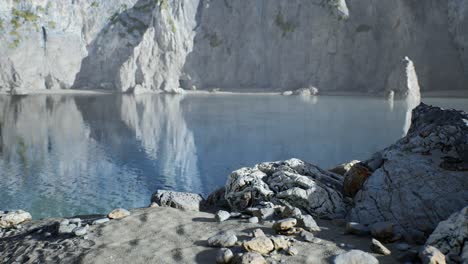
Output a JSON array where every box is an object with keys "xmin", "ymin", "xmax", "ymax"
[{"xmin": 0, "ymin": 0, "xmax": 467, "ymax": 93}]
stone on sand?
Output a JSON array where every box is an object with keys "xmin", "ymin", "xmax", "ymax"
[
  {"xmin": 297, "ymin": 214, "xmax": 320, "ymax": 232},
  {"xmin": 334, "ymin": 250, "xmax": 378, "ymax": 264},
  {"xmin": 243, "ymin": 237, "xmax": 274, "ymax": 255},
  {"xmin": 108, "ymin": 208, "xmax": 131, "ymax": 219},
  {"xmin": 232, "ymin": 252, "xmax": 266, "ymax": 264},
  {"xmin": 300, "ymin": 230, "xmax": 315, "ymax": 242},
  {"xmin": 248, "ymin": 217, "xmax": 259, "ymax": 224},
  {"xmin": 270, "ymin": 236, "xmax": 290, "ymax": 250},
  {"xmin": 92, "ymin": 218, "xmax": 110, "ymax": 225},
  {"xmin": 370, "ymin": 238, "xmax": 391, "ymax": 255},
  {"xmin": 216, "ymin": 210, "xmax": 231, "ymax": 222},
  {"xmin": 208, "ymin": 231, "xmax": 238, "ymax": 248},
  {"xmin": 216, "ymin": 248, "xmax": 234, "ymax": 264},
  {"xmin": 273, "ymin": 218, "xmax": 297, "ymax": 232}
]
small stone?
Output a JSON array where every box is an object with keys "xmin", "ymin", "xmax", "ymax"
[
  {"xmin": 58, "ymin": 223, "xmax": 77, "ymax": 234},
  {"xmin": 270, "ymin": 236, "xmax": 289, "ymax": 250},
  {"xmin": 287, "ymin": 246, "xmax": 299, "ymax": 256},
  {"xmin": 232, "ymin": 252, "xmax": 266, "ymax": 264},
  {"xmin": 108, "ymin": 208, "xmax": 130, "ymax": 219},
  {"xmin": 68, "ymin": 218, "xmax": 82, "ymax": 225},
  {"xmin": 216, "ymin": 210, "xmax": 231, "ymax": 222},
  {"xmin": 297, "ymin": 214, "xmax": 320, "ymax": 232},
  {"xmin": 243, "ymin": 237, "xmax": 275, "ymax": 255},
  {"xmin": 370, "ymin": 238, "xmax": 391, "ymax": 255},
  {"xmin": 73, "ymin": 226, "xmax": 88, "ymax": 237},
  {"xmin": 248, "ymin": 217, "xmax": 259, "ymax": 224},
  {"xmin": 252, "ymin": 228, "xmax": 266, "ymax": 238},
  {"xmin": 273, "ymin": 218, "xmax": 297, "ymax": 232},
  {"xmin": 150, "ymin": 202, "xmax": 159, "ymax": 208},
  {"xmin": 208, "ymin": 231, "xmax": 238, "ymax": 248},
  {"xmin": 92, "ymin": 218, "xmax": 110, "ymax": 225},
  {"xmin": 419, "ymin": 246, "xmax": 446, "ymax": 264},
  {"xmin": 346, "ymin": 222, "xmax": 370, "ymax": 236},
  {"xmin": 370, "ymin": 222, "xmax": 394, "ymax": 241},
  {"xmin": 334, "ymin": 250, "xmax": 378, "ymax": 264},
  {"xmin": 300, "ymin": 230, "xmax": 315, "ymax": 242},
  {"xmin": 216, "ymin": 248, "xmax": 234, "ymax": 264}
]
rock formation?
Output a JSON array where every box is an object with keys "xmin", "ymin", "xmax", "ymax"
[
  {"xmin": 1, "ymin": 0, "xmax": 467, "ymax": 93},
  {"xmin": 351, "ymin": 103, "xmax": 468, "ymax": 241}
]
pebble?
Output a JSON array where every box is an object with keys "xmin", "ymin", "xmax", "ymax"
[
  {"xmin": 216, "ymin": 210, "xmax": 231, "ymax": 222},
  {"xmin": 232, "ymin": 252, "xmax": 266, "ymax": 264},
  {"xmin": 252, "ymin": 228, "xmax": 266, "ymax": 238},
  {"xmin": 58, "ymin": 223, "xmax": 77, "ymax": 234},
  {"xmin": 73, "ymin": 226, "xmax": 88, "ymax": 237}
]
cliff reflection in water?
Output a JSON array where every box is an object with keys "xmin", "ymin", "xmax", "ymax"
[{"xmin": 1, "ymin": 94, "xmax": 465, "ymax": 219}]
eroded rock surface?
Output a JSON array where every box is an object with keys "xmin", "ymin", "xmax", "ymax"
[
  {"xmin": 225, "ymin": 159, "xmax": 344, "ymax": 218},
  {"xmin": 351, "ymin": 103, "xmax": 468, "ymax": 240}
]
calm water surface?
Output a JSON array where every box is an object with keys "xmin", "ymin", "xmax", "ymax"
[{"xmin": 0, "ymin": 94, "xmax": 467, "ymax": 218}]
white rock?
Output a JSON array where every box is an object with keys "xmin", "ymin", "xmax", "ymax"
[
  {"xmin": 215, "ymin": 210, "xmax": 231, "ymax": 222},
  {"xmin": 0, "ymin": 210, "xmax": 32, "ymax": 228},
  {"xmin": 334, "ymin": 250, "xmax": 378, "ymax": 264}
]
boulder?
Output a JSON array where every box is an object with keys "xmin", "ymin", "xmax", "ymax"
[
  {"xmin": 333, "ymin": 250, "xmax": 378, "ymax": 264},
  {"xmin": 243, "ymin": 237, "xmax": 274, "ymax": 255},
  {"xmin": 152, "ymin": 190, "xmax": 205, "ymax": 211},
  {"xmin": 329, "ymin": 160, "xmax": 360, "ymax": 176},
  {"xmin": 351, "ymin": 104, "xmax": 468, "ymax": 238},
  {"xmin": 108, "ymin": 208, "xmax": 131, "ymax": 219},
  {"xmin": 225, "ymin": 159, "xmax": 344, "ymax": 218},
  {"xmin": 343, "ymin": 163, "xmax": 372, "ymax": 197},
  {"xmin": 0, "ymin": 210, "xmax": 32, "ymax": 228},
  {"xmin": 426, "ymin": 206, "xmax": 468, "ymax": 262},
  {"xmin": 419, "ymin": 246, "xmax": 446, "ymax": 264}
]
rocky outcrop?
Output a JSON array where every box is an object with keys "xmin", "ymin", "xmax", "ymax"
[
  {"xmin": 351, "ymin": 103, "xmax": 468, "ymax": 241},
  {"xmin": 426, "ymin": 206, "xmax": 468, "ymax": 263},
  {"xmin": 1, "ymin": 0, "xmax": 467, "ymax": 93},
  {"xmin": 224, "ymin": 159, "xmax": 344, "ymax": 218}
]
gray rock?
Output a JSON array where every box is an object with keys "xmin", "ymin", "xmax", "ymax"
[
  {"xmin": 419, "ymin": 246, "xmax": 446, "ymax": 264},
  {"xmin": 58, "ymin": 223, "xmax": 77, "ymax": 235},
  {"xmin": 215, "ymin": 210, "xmax": 231, "ymax": 222},
  {"xmin": 370, "ymin": 222, "xmax": 394, "ymax": 241},
  {"xmin": 248, "ymin": 217, "xmax": 259, "ymax": 224},
  {"xmin": 232, "ymin": 252, "xmax": 266, "ymax": 264},
  {"xmin": 346, "ymin": 222, "xmax": 370, "ymax": 236},
  {"xmin": 251, "ymin": 207, "xmax": 275, "ymax": 220},
  {"xmin": 152, "ymin": 190, "xmax": 205, "ymax": 211},
  {"xmin": 281, "ymin": 207, "xmax": 302, "ymax": 219},
  {"xmin": 252, "ymin": 228, "xmax": 266, "ymax": 238},
  {"xmin": 216, "ymin": 248, "xmax": 234, "ymax": 264},
  {"xmin": 426, "ymin": 206, "xmax": 468, "ymax": 262},
  {"xmin": 73, "ymin": 225, "xmax": 88, "ymax": 237},
  {"xmin": 0, "ymin": 210, "xmax": 32, "ymax": 229},
  {"xmin": 297, "ymin": 214, "xmax": 321, "ymax": 232},
  {"xmin": 92, "ymin": 218, "xmax": 110, "ymax": 225},
  {"xmin": 334, "ymin": 250, "xmax": 378, "ymax": 264},
  {"xmin": 351, "ymin": 104, "xmax": 468, "ymax": 238},
  {"xmin": 208, "ymin": 231, "xmax": 238, "ymax": 248},
  {"xmin": 287, "ymin": 246, "xmax": 299, "ymax": 256},
  {"xmin": 68, "ymin": 218, "xmax": 82, "ymax": 225},
  {"xmin": 225, "ymin": 159, "xmax": 344, "ymax": 218},
  {"xmin": 370, "ymin": 238, "xmax": 391, "ymax": 255},
  {"xmin": 300, "ymin": 230, "xmax": 315, "ymax": 242}
]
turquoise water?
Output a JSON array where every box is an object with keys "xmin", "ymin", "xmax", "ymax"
[{"xmin": 0, "ymin": 94, "xmax": 466, "ymax": 219}]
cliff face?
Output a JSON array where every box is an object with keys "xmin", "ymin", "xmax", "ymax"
[{"xmin": 0, "ymin": 0, "xmax": 467, "ymax": 93}]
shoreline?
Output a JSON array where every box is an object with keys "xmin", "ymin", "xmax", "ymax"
[{"xmin": 0, "ymin": 88, "xmax": 467, "ymax": 98}]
